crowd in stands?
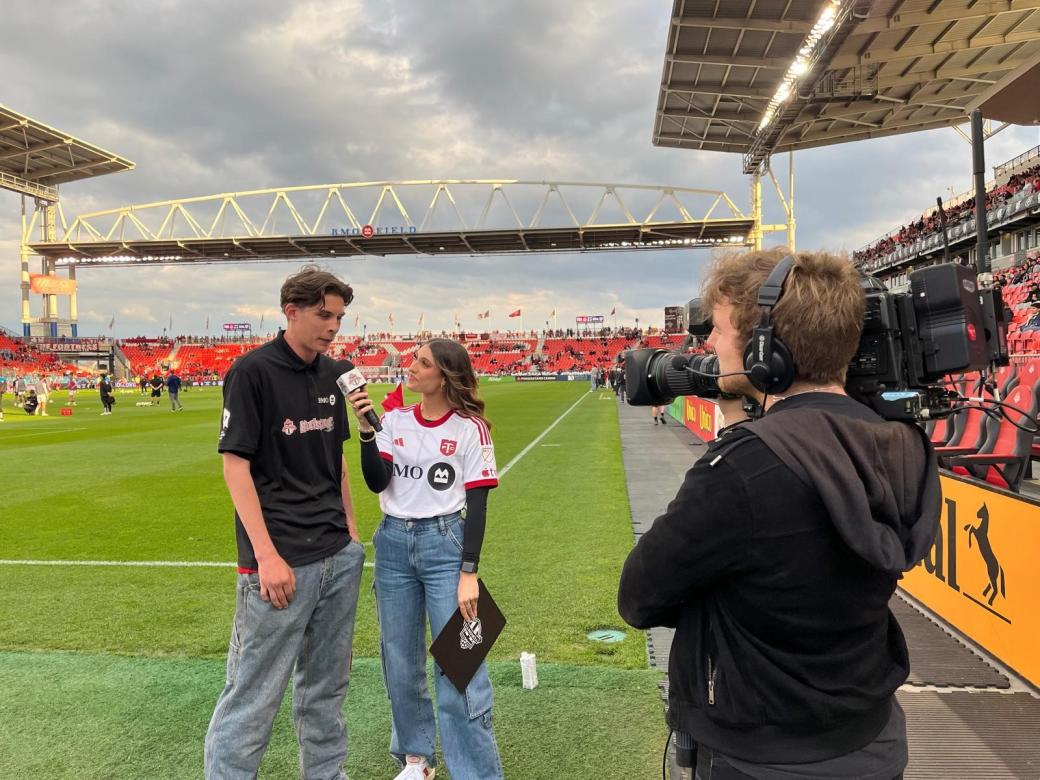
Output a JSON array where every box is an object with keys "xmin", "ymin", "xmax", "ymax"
[
  {"xmin": 854, "ymin": 163, "xmax": 1040, "ymax": 267},
  {"xmin": 0, "ymin": 333, "xmax": 85, "ymax": 378}
]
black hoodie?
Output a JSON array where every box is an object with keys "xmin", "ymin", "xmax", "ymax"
[{"xmin": 618, "ymin": 393, "xmax": 940, "ymax": 763}]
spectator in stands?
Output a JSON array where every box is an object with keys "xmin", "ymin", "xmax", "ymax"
[
  {"xmin": 348, "ymin": 339, "xmax": 504, "ymax": 780},
  {"xmin": 99, "ymin": 374, "xmax": 114, "ymax": 415},
  {"xmin": 205, "ymin": 265, "xmax": 364, "ymax": 780},
  {"xmin": 167, "ymin": 370, "xmax": 183, "ymax": 412},
  {"xmin": 619, "ymin": 248, "xmax": 940, "ymax": 779}
]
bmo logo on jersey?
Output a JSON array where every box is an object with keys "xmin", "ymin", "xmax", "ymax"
[{"xmin": 428, "ymin": 462, "xmax": 456, "ymax": 491}]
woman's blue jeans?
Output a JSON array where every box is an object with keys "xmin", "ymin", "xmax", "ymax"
[{"xmin": 373, "ymin": 513, "xmax": 504, "ymax": 780}]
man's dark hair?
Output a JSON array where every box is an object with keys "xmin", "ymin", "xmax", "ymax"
[{"xmin": 280, "ymin": 265, "xmax": 355, "ymax": 310}]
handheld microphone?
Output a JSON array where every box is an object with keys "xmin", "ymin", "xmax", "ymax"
[{"xmin": 336, "ymin": 361, "xmax": 382, "ymax": 432}]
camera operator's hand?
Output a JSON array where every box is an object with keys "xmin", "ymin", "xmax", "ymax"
[{"xmin": 347, "ymin": 389, "xmax": 376, "ymax": 433}]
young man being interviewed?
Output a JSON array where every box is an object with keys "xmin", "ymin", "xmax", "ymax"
[
  {"xmin": 619, "ymin": 248, "xmax": 941, "ymax": 779},
  {"xmin": 205, "ymin": 265, "xmax": 365, "ymax": 780}
]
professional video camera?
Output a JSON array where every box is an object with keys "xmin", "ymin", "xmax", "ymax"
[{"xmin": 626, "ymin": 262, "xmax": 1009, "ymax": 422}]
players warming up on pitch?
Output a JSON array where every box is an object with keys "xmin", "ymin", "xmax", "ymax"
[
  {"xmin": 349, "ymin": 339, "xmax": 504, "ymax": 780},
  {"xmin": 205, "ymin": 265, "xmax": 365, "ymax": 780}
]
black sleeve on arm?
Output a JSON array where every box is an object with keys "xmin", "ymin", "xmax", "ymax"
[
  {"xmin": 462, "ymin": 486, "xmax": 489, "ymax": 565},
  {"xmin": 359, "ymin": 438, "xmax": 392, "ymax": 492},
  {"xmin": 617, "ymin": 456, "xmax": 752, "ymax": 630}
]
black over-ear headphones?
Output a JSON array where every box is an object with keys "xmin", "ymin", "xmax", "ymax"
[{"xmin": 743, "ymin": 255, "xmax": 797, "ymax": 394}]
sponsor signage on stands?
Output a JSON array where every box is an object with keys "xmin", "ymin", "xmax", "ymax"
[
  {"xmin": 575, "ymin": 315, "xmax": 604, "ymax": 324},
  {"xmin": 330, "ymin": 224, "xmax": 417, "ymax": 237},
  {"xmin": 664, "ymin": 305, "xmax": 684, "ymax": 333},
  {"xmin": 29, "ymin": 274, "xmax": 77, "ymax": 296},
  {"xmin": 223, "ymin": 323, "xmax": 251, "ymax": 332},
  {"xmin": 901, "ymin": 474, "xmax": 1040, "ymax": 687},
  {"xmin": 515, "ymin": 373, "xmax": 560, "ymax": 382},
  {"xmin": 37, "ymin": 339, "xmax": 102, "ymax": 352}
]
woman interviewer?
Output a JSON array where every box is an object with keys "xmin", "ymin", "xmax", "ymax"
[{"xmin": 348, "ymin": 339, "xmax": 504, "ymax": 780}]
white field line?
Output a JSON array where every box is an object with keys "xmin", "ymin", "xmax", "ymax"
[
  {"xmin": 0, "ymin": 427, "xmax": 88, "ymax": 440},
  {"xmin": 0, "ymin": 558, "xmax": 374, "ymax": 569},
  {"xmin": 498, "ymin": 390, "xmax": 586, "ymax": 478},
  {"xmin": 1, "ymin": 388, "xmax": 588, "ymax": 569}
]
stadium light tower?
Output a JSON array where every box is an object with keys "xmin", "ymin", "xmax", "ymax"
[{"xmin": 0, "ymin": 104, "xmax": 134, "ymax": 338}]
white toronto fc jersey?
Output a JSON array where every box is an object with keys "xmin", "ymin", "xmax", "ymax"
[{"xmin": 376, "ymin": 404, "xmax": 498, "ymax": 518}]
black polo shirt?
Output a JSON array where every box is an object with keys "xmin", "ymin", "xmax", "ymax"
[{"xmin": 218, "ymin": 331, "xmax": 352, "ymax": 569}]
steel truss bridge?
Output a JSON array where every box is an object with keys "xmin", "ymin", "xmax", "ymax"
[{"xmin": 27, "ymin": 180, "xmax": 753, "ymax": 267}]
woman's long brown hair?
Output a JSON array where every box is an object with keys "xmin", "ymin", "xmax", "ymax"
[{"xmin": 425, "ymin": 339, "xmax": 491, "ymax": 430}]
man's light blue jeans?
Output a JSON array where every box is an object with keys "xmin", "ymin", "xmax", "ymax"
[
  {"xmin": 205, "ymin": 542, "xmax": 365, "ymax": 780},
  {"xmin": 373, "ymin": 513, "xmax": 504, "ymax": 780}
]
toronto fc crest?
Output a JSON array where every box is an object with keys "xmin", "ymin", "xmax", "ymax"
[
  {"xmin": 440, "ymin": 439, "xmax": 458, "ymax": 456},
  {"xmin": 460, "ymin": 618, "xmax": 483, "ymax": 650}
]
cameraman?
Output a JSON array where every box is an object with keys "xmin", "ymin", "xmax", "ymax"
[{"xmin": 618, "ymin": 249, "xmax": 940, "ymax": 779}]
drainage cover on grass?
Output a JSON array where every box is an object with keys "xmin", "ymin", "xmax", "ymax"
[{"xmin": 587, "ymin": 628, "xmax": 626, "ymax": 643}]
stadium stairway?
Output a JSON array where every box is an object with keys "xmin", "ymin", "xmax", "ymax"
[
  {"xmin": 166, "ymin": 342, "xmax": 181, "ymax": 367},
  {"xmin": 615, "ymin": 399, "xmax": 1040, "ymax": 779}
]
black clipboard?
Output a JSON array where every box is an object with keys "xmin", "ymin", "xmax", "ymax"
[{"xmin": 430, "ymin": 580, "xmax": 506, "ymax": 694}]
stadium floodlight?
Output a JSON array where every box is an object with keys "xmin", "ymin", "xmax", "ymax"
[{"xmin": 757, "ymin": 0, "xmax": 843, "ymax": 134}]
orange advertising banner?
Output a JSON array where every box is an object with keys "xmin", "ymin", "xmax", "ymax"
[
  {"xmin": 29, "ymin": 274, "xmax": 77, "ymax": 296},
  {"xmin": 684, "ymin": 397, "xmax": 719, "ymax": 442},
  {"xmin": 900, "ymin": 473, "xmax": 1040, "ymax": 687}
]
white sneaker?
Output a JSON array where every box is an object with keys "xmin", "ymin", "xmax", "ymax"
[{"xmin": 392, "ymin": 756, "xmax": 434, "ymax": 780}]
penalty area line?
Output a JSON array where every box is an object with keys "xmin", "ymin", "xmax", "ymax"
[{"xmin": 0, "ymin": 559, "xmax": 374, "ymax": 569}]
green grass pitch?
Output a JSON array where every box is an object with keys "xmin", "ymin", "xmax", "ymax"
[{"xmin": 0, "ymin": 382, "xmax": 667, "ymax": 778}]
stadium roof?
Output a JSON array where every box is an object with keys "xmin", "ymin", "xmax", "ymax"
[
  {"xmin": 970, "ymin": 48, "xmax": 1040, "ymax": 124},
  {"xmin": 0, "ymin": 103, "xmax": 135, "ymax": 201},
  {"xmin": 654, "ymin": 0, "xmax": 1040, "ymax": 172}
]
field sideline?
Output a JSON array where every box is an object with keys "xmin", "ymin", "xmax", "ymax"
[{"xmin": 0, "ymin": 382, "xmax": 667, "ymax": 778}]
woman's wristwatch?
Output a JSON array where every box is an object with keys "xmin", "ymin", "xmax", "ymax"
[{"xmin": 461, "ymin": 561, "xmax": 478, "ymax": 574}]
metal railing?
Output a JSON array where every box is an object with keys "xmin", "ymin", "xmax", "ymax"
[{"xmin": 995, "ymin": 145, "xmax": 1040, "ymax": 180}]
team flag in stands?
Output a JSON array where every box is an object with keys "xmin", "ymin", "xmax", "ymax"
[
  {"xmin": 509, "ymin": 309, "xmax": 521, "ymax": 318},
  {"xmin": 108, "ymin": 315, "xmax": 115, "ymax": 331},
  {"xmin": 205, "ymin": 315, "xmax": 210, "ymax": 330},
  {"xmin": 477, "ymin": 310, "xmax": 490, "ymax": 320},
  {"xmin": 610, "ymin": 306, "xmax": 616, "ymax": 316},
  {"xmin": 550, "ymin": 308, "xmax": 556, "ymax": 317},
  {"xmin": 381, "ymin": 382, "xmax": 405, "ymax": 413},
  {"xmin": 259, "ymin": 314, "xmax": 265, "ymax": 331},
  {"xmin": 418, "ymin": 312, "xmax": 425, "ymax": 330},
  {"xmin": 389, "ymin": 312, "xmax": 395, "ymax": 328},
  {"xmin": 354, "ymin": 312, "xmax": 360, "ymax": 328},
  {"xmin": 453, "ymin": 311, "xmax": 461, "ymax": 328}
]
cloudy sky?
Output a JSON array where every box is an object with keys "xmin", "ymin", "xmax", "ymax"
[{"xmin": 2, "ymin": 0, "xmax": 1038, "ymax": 338}]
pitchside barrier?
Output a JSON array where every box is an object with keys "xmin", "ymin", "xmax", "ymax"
[
  {"xmin": 667, "ymin": 394, "xmax": 1040, "ymax": 689},
  {"xmin": 901, "ymin": 474, "xmax": 1040, "ymax": 688}
]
